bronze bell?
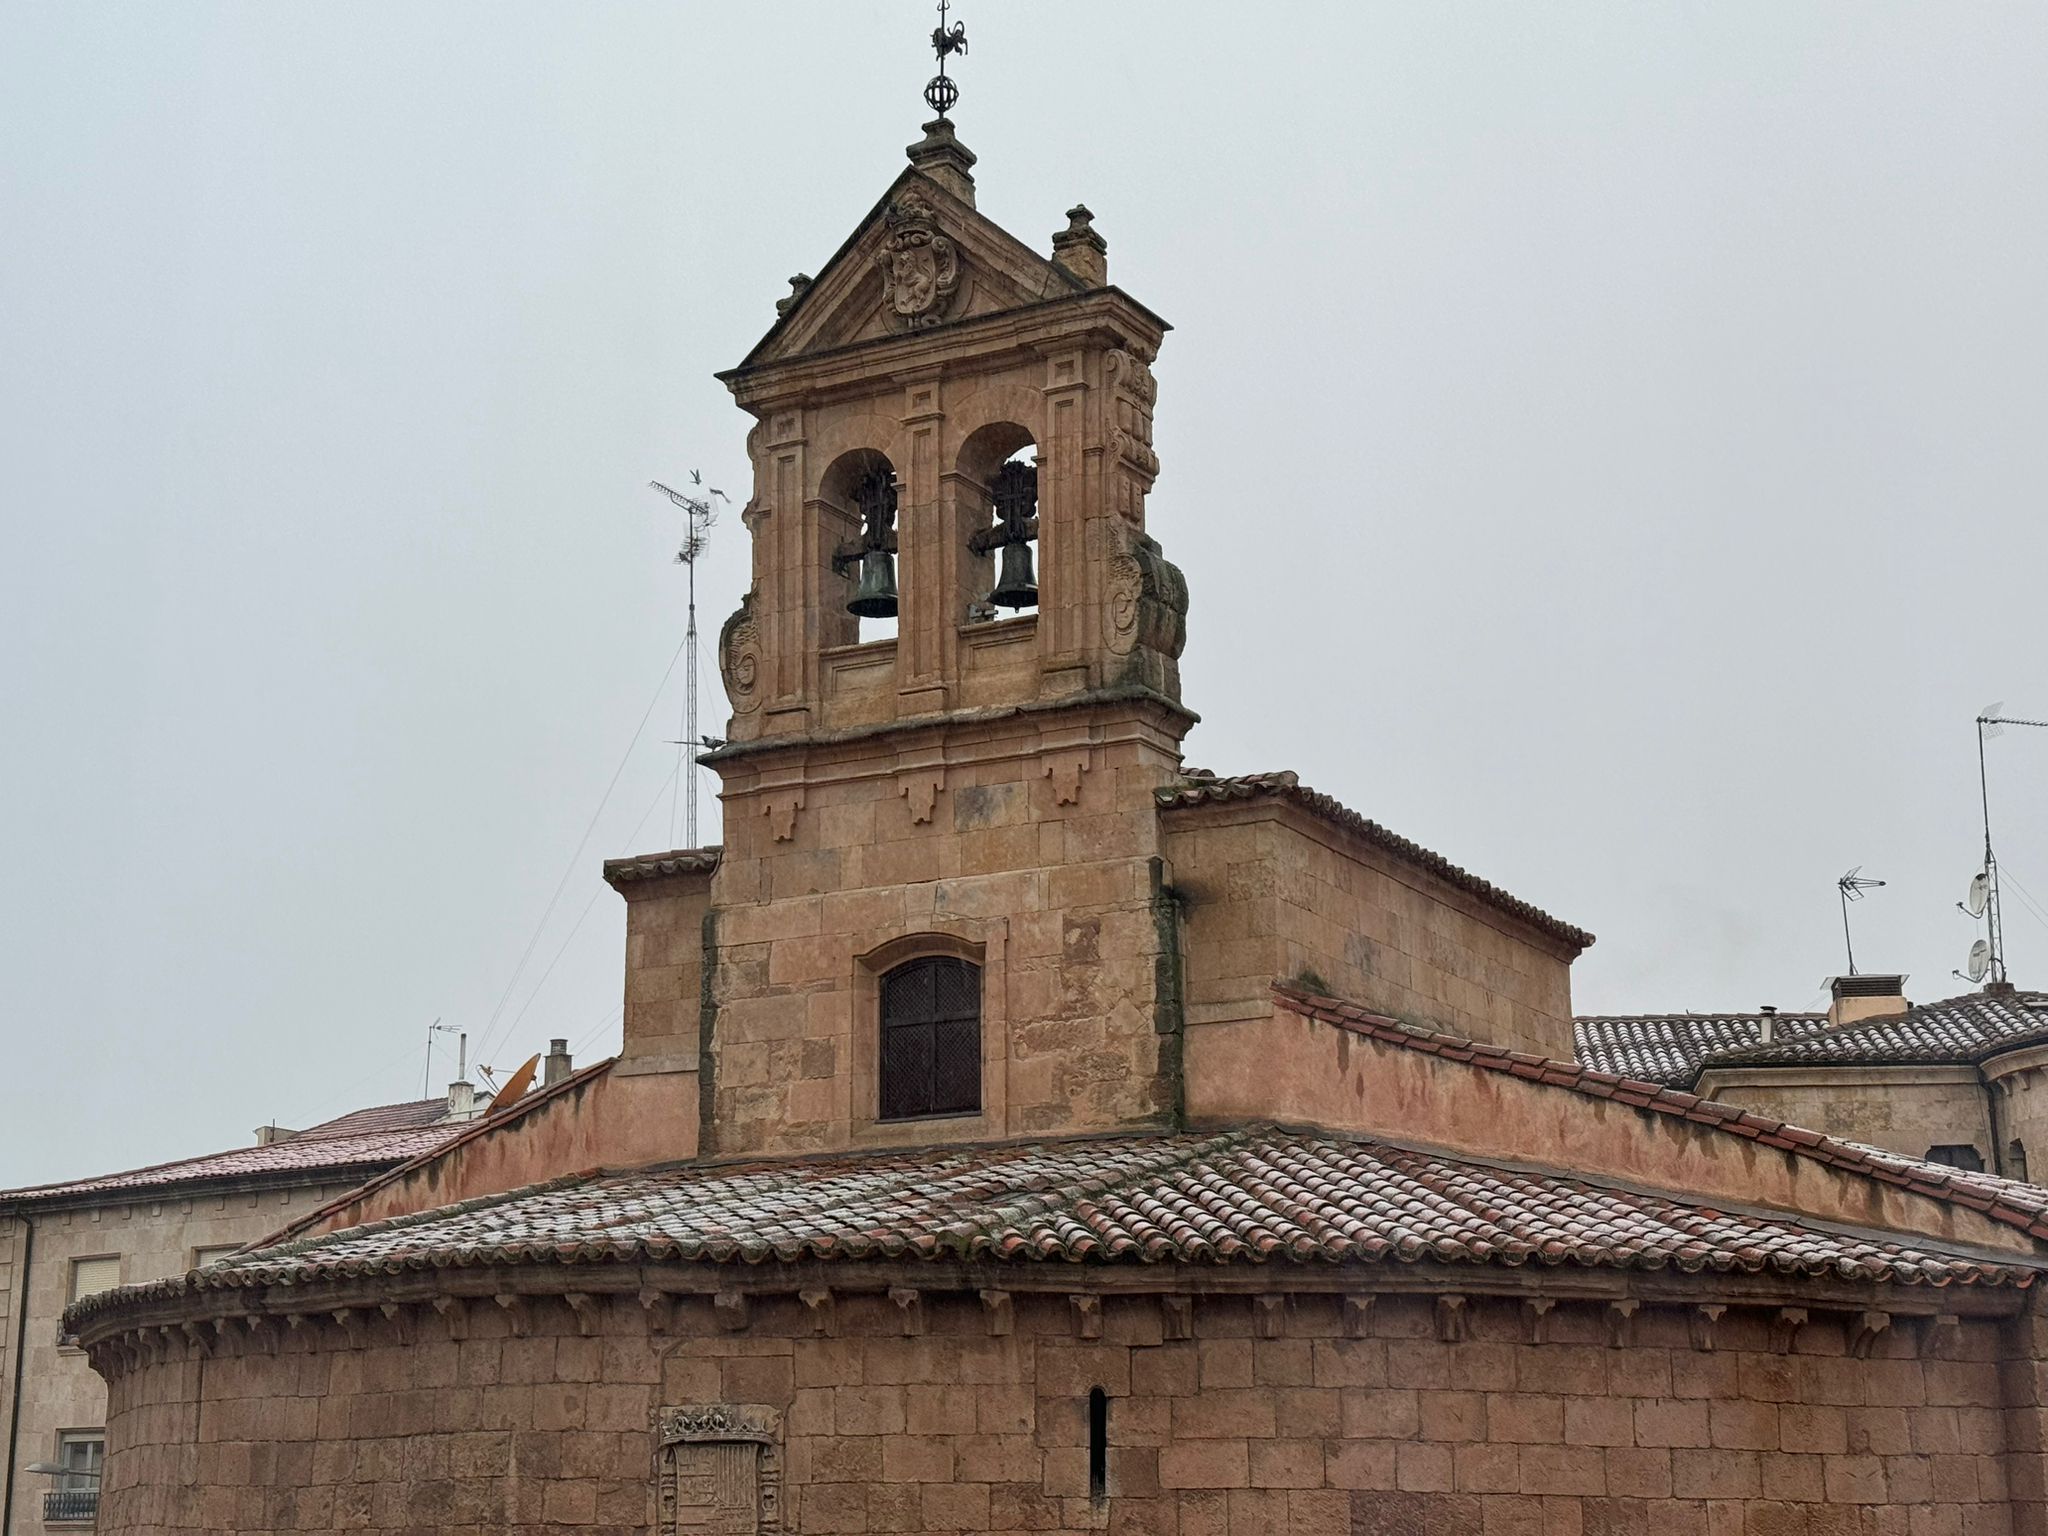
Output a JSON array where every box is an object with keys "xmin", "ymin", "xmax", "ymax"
[
  {"xmin": 988, "ymin": 540, "xmax": 1038, "ymax": 609},
  {"xmin": 848, "ymin": 548, "xmax": 899, "ymax": 618}
]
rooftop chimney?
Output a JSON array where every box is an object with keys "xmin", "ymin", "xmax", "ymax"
[
  {"xmin": 544, "ymin": 1038, "xmax": 573, "ymax": 1087},
  {"xmin": 447, "ymin": 1079, "xmax": 480, "ymax": 1121},
  {"xmin": 1825, "ymin": 973, "xmax": 1909, "ymax": 1029},
  {"xmin": 1757, "ymin": 1006, "xmax": 1777, "ymax": 1044},
  {"xmin": 253, "ymin": 1124, "xmax": 299, "ymax": 1147}
]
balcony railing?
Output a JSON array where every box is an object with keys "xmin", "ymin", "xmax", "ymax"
[{"xmin": 43, "ymin": 1488, "xmax": 99, "ymax": 1523}]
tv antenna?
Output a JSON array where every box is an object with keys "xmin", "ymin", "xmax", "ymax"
[
  {"xmin": 423, "ymin": 1020, "xmax": 464, "ymax": 1097},
  {"xmin": 1836, "ymin": 867, "xmax": 1885, "ymax": 976},
  {"xmin": 1965, "ymin": 705, "xmax": 2048, "ymax": 987},
  {"xmin": 650, "ymin": 473, "xmax": 728, "ymax": 849}
]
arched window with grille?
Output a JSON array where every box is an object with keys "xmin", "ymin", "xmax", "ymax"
[{"xmin": 878, "ymin": 956, "xmax": 982, "ymax": 1120}]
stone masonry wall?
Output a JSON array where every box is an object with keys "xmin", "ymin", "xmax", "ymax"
[
  {"xmin": 692, "ymin": 708, "xmax": 1187, "ymax": 1158},
  {"xmin": 1164, "ymin": 803, "xmax": 1579, "ymax": 1061},
  {"xmin": 1693, "ymin": 1070, "xmax": 1996, "ymax": 1169},
  {"xmin": 5, "ymin": 1181, "xmax": 363, "ymax": 1536},
  {"xmin": 93, "ymin": 1281, "xmax": 2028, "ymax": 1535}
]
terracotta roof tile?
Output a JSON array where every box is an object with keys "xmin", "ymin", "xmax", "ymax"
[
  {"xmin": 1701, "ymin": 991, "xmax": 2048, "ymax": 1073},
  {"xmin": 67, "ymin": 1127, "xmax": 2040, "ymax": 1327},
  {"xmin": 1574, "ymin": 1013, "xmax": 1830, "ymax": 1085},
  {"xmin": 1156, "ymin": 771, "xmax": 1593, "ymax": 949},
  {"xmin": 0, "ymin": 1114, "xmax": 465, "ymax": 1208},
  {"xmin": 603, "ymin": 846, "xmax": 723, "ymax": 887},
  {"xmin": 1576, "ymin": 992, "xmax": 2048, "ymax": 1085}
]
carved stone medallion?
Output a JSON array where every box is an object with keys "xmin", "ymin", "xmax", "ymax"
[
  {"xmin": 719, "ymin": 589, "xmax": 762, "ymax": 715},
  {"xmin": 1105, "ymin": 533, "xmax": 1189, "ymax": 661},
  {"xmin": 656, "ymin": 1404, "xmax": 783, "ymax": 1536},
  {"xmin": 876, "ymin": 193, "xmax": 960, "ymax": 330}
]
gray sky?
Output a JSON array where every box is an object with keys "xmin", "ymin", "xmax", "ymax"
[{"xmin": 3, "ymin": 3, "xmax": 2044, "ymax": 1187}]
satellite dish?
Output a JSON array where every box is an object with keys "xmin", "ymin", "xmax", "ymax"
[
  {"xmin": 1966, "ymin": 871, "xmax": 1991, "ymax": 918},
  {"xmin": 1965, "ymin": 939, "xmax": 1993, "ymax": 983},
  {"xmin": 487, "ymin": 1054, "xmax": 540, "ymax": 1113}
]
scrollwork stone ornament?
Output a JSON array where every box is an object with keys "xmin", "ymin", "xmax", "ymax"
[
  {"xmin": 1105, "ymin": 532, "xmax": 1188, "ymax": 663},
  {"xmin": 656, "ymin": 1404, "xmax": 784, "ymax": 1536},
  {"xmin": 719, "ymin": 588, "xmax": 762, "ymax": 715},
  {"xmin": 876, "ymin": 193, "xmax": 961, "ymax": 330}
]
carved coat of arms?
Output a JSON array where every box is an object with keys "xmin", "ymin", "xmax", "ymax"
[{"xmin": 876, "ymin": 194, "xmax": 960, "ymax": 329}]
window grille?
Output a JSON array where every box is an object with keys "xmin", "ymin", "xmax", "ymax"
[{"xmin": 879, "ymin": 957, "xmax": 981, "ymax": 1120}]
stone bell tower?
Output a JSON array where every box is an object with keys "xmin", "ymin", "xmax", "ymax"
[
  {"xmin": 713, "ymin": 119, "xmax": 1187, "ymax": 745},
  {"xmin": 617, "ymin": 114, "xmax": 1197, "ymax": 1159}
]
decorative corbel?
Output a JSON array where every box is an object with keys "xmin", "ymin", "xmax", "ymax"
[
  {"xmin": 714, "ymin": 1291, "xmax": 750, "ymax": 1334},
  {"xmin": 978, "ymin": 1290, "xmax": 1013, "ymax": 1338},
  {"xmin": 898, "ymin": 771, "xmax": 944, "ymax": 826},
  {"xmin": 762, "ymin": 790, "xmax": 804, "ymax": 843},
  {"xmin": 432, "ymin": 1294, "xmax": 468, "ymax": 1342},
  {"xmin": 182, "ymin": 1320, "xmax": 215, "ymax": 1358},
  {"xmin": 211, "ymin": 1316, "xmax": 236, "ymax": 1350},
  {"xmin": 1434, "ymin": 1295, "xmax": 1468, "ymax": 1344},
  {"xmin": 379, "ymin": 1301, "xmax": 415, "ymax": 1346},
  {"xmin": 563, "ymin": 1293, "xmax": 601, "ymax": 1338},
  {"xmin": 1253, "ymin": 1296, "xmax": 1286, "ymax": 1341},
  {"xmin": 332, "ymin": 1307, "xmax": 367, "ymax": 1350},
  {"xmin": 1160, "ymin": 1295, "xmax": 1194, "ymax": 1343},
  {"xmin": 1343, "ymin": 1296, "xmax": 1376, "ymax": 1340},
  {"xmin": 1848, "ymin": 1311, "xmax": 1891, "ymax": 1360},
  {"xmin": 1770, "ymin": 1308, "xmax": 1807, "ymax": 1355},
  {"xmin": 283, "ymin": 1313, "xmax": 311, "ymax": 1349},
  {"xmin": 1603, "ymin": 1299, "xmax": 1639, "ymax": 1349},
  {"xmin": 1072, "ymin": 1295, "xmax": 1103, "ymax": 1341},
  {"xmin": 889, "ymin": 1287, "xmax": 925, "ymax": 1337},
  {"xmin": 244, "ymin": 1314, "xmax": 278, "ymax": 1355},
  {"xmin": 1689, "ymin": 1304, "xmax": 1727, "ymax": 1353},
  {"xmin": 799, "ymin": 1289, "xmax": 838, "ymax": 1337},
  {"xmin": 494, "ymin": 1293, "xmax": 530, "ymax": 1339},
  {"xmin": 637, "ymin": 1288, "xmax": 674, "ymax": 1337},
  {"xmin": 1520, "ymin": 1298, "xmax": 1557, "ymax": 1346},
  {"xmin": 1043, "ymin": 751, "xmax": 1089, "ymax": 808}
]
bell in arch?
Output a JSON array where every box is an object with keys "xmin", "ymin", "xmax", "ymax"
[
  {"xmin": 984, "ymin": 457, "xmax": 1040, "ymax": 610},
  {"xmin": 988, "ymin": 540, "xmax": 1037, "ymax": 609},
  {"xmin": 842, "ymin": 465, "xmax": 900, "ymax": 620},
  {"xmin": 848, "ymin": 548, "xmax": 899, "ymax": 618}
]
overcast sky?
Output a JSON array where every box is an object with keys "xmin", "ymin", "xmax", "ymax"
[{"xmin": 3, "ymin": 3, "xmax": 2044, "ymax": 1186}]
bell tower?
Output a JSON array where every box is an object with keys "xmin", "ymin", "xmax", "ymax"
[
  {"xmin": 632, "ymin": 48, "xmax": 1198, "ymax": 1158},
  {"xmin": 713, "ymin": 126, "xmax": 1187, "ymax": 744}
]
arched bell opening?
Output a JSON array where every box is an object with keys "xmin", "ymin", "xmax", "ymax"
[
  {"xmin": 818, "ymin": 447, "xmax": 900, "ymax": 643},
  {"xmin": 955, "ymin": 422, "xmax": 1039, "ymax": 622}
]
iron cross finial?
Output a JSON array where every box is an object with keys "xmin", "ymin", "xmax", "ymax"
[{"xmin": 926, "ymin": 0, "xmax": 966, "ymax": 120}]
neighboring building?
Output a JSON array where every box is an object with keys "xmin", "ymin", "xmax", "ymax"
[
  {"xmin": 1578, "ymin": 974, "xmax": 2048, "ymax": 1178},
  {"xmin": 64, "ymin": 110, "xmax": 2048, "ymax": 1535},
  {"xmin": 0, "ymin": 1091, "xmax": 476, "ymax": 1534}
]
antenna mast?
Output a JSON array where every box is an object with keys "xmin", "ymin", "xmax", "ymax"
[
  {"xmin": 1835, "ymin": 868, "xmax": 1884, "ymax": 976},
  {"xmin": 650, "ymin": 475, "xmax": 728, "ymax": 849},
  {"xmin": 1974, "ymin": 707, "xmax": 2048, "ymax": 986}
]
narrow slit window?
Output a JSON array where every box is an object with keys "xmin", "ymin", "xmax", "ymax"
[
  {"xmin": 878, "ymin": 956, "xmax": 982, "ymax": 1120},
  {"xmin": 1088, "ymin": 1386, "xmax": 1108, "ymax": 1501}
]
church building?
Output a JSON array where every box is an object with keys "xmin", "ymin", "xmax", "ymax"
[{"xmin": 68, "ymin": 73, "xmax": 2048, "ymax": 1536}]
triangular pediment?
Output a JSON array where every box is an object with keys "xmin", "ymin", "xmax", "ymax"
[{"xmin": 734, "ymin": 168, "xmax": 1086, "ymax": 372}]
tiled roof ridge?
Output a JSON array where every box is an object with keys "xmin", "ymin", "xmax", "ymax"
[
  {"xmin": 0, "ymin": 1122, "xmax": 453, "ymax": 1207},
  {"xmin": 65, "ymin": 1122, "xmax": 2041, "ymax": 1335},
  {"xmin": 1157, "ymin": 770, "xmax": 1594, "ymax": 950},
  {"xmin": 287, "ymin": 1097, "xmax": 450, "ymax": 1139},
  {"xmin": 603, "ymin": 845, "xmax": 724, "ymax": 886},
  {"xmin": 1575, "ymin": 1011, "xmax": 1826, "ymax": 1024},
  {"xmin": 1273, "ymin": 983, "xmax": 2048, "ymax": 1248},
  {"xmin": 246, "ymin": 1056, "xmax": 620, "ymax": 1253},
  {"xmin": 1689, "ymin": 990, "xmax": 2048, "ymax": 1077}
]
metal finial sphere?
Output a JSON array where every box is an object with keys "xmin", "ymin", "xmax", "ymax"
[{"xmin": 924, "ymin": 74, "xmax": 960, "ymax": 118}]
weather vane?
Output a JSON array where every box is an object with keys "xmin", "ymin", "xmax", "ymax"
[{"xmin": 926, "ymin": 0, "xmax": 967, "ymax": 120}]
